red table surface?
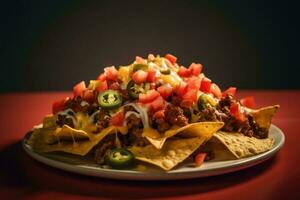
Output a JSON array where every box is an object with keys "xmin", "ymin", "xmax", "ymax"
[{"xmin": 0, "ymin": 90, "xmax": 299, "ymax": 200}]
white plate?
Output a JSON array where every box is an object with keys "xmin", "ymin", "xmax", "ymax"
[{"xmin": 22, "ymin": 125, "xmax": 285, "ymax": 180}]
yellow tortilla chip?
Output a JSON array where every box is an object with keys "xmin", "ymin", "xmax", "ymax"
[
  {"xmin": 145, "ymin": 122, "xmax": 224, "ymax": 149},
  {"xmin": 207, "ymin": 131, "xmax": 274, "ymax": 160},
  {"xmin": 249, "ymin": 105, "xmax": 279, "ymax": 129},
  {"xmin": 130, "ymin": 137, "xmax": 206, "ymax": 171},
  {"xmin": 28, "ymin": 126, "xmax": 116, "ymax": 156}
]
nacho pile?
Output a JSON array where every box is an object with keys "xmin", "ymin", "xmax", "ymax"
[{"xmin": 27, "ymin": 53, "xmax": 279, "ymax": 171}]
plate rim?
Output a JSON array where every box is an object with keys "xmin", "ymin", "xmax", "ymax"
[{"xmin": 22, "ymin": 124, "xmax": 285, "ymax": 180}]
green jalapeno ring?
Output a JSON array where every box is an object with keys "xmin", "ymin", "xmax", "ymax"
[
  {"xmin": 133, "ymin": 63, "xmax": 148, "ymax": 72},
  {"xmin": 105, "ymin": 148, "xmax": 135, "ymax": 169},
  {"xmin": 127, "ymin": 80, "xmax": 150, "ymax": 99},
  {"xmin": 98, "ymin": 90, "xmax": 122, "ymax": 109}
]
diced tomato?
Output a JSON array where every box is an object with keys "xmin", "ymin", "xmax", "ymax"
[
  {"xmin": 150, "ymin": 83, "xmax": 156, "ymax": 90},
  {"xmin": 109, "ymin": 111, "xmax": 125, "ymax": 126},
  {"xmin": 97, "ymin": 73, "xmax": 106, "ymax": 81},
  {"xmin": 222, "ymin": 87, "xmax": 237, "ymax": 98},
  {"xmin": 148, "ymin": 96, "xmax": 166, "ymax": 112},
  {"xmin": 165, "ymin": 53, "xmax": 177, "ymax": 64},
  {"xmin": 109, "ymin": 82, "xmax": 120, "ymax": 90},
  {"xmin": 96, "ymin": 81, "xmax": 108, "ymax": 92},
  {"xmin": 240, "ymin": 96, "xmax": 255, "ymax": 109},
  {"xmin": 164, "ymin": 58, "xmax": 174, "ymax": 68},
  {"xmin": 230, "ymin": 102, "xmax": 246, "ymax": 122},
  {"xmin": 135, "ymin": 56, "xmax": 146, "ymax": 64},
  {"xmin": 153, "ymin": 110, "xmax": 165, "ymax": 119},
  {"xmin": 139, "ymin": 90, "xmax": 161, "ymax": 103},
  {"xmin": 157, "ymin": 84, "xmax": 173, "ymax": 99},
  {"xmin": 182, "ymin": 89, "xmax": 198, "ymax": 103},
  {"xmin": 187, "ymin": 76, "xmax": 202, "ymax": 90},
  {"xmin": 104, "ymin": 66, "xmax": 118, "ymax": 81},
  {"xmin": 176, "ymin": 81, "xmax": 188, "ymax": 97},
  {"xmin": 200, "ymin": 78, "xmax": 211, "ymax": 93},
  {"xmin": 177, "ymin": 66, "xmax": 191, "ymax": 77},
  {"xmin": 180, "ymin": 99, "xmax": 194, "ymax": 108},
  {"xmin": 132, "ymin": 70, "xmax": 148, "ymax": 84},
  {"xmin": 52, "ymin": 98, "xmax": 68, "ymax": 114},
  {"xmin": 82, "ymin": 89, "xmax": 94, "ymax": 103},
  {"xmin": 211, "ymin": 83, "xmax": 222, "ymax": 99},
  {"xmin": 195, "ymin": 153, "xmax": 207, "ymax": 167},
  {"xmin": 189, "ymin": 63, "xmax": 203, "ymax": 76},
  {"xmin": 147, "ymin": 68, "xmax": 157, "ymax": 83},
  {"xmin": 73, "ymin": 81, "xmax": 86, "ymax": 97}
]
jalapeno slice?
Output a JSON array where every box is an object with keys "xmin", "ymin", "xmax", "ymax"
[
  {"xmin": 133, "ymin": 63, "xmax": 148, "ymax": 72},
  {"xmin": 160, "ymin": 68, "xmax": 171, "ymax": 75},
  {"xmin": 127, "ymin": 80, "xmax": 150, "ymax": 99},
  {"xmin": 98, "ymin": 90, "xmax": 122, "ymax": 109},
  {"xmin": 105, "ymin": 148, "xmax": 134, "ymax": 169},
  {"xmin": 198, "ymin": 94, "xmax": 208, "ymax": 111},
  {"xmin": 198, "ymin": 94, "xmax": 217, "ymax": 111}
]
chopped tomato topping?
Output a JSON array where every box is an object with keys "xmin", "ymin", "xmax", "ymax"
[
  {"xmin": 165, "ymin": 53, "xmax": 177, "ymax": 64},
  {"xmin": 177, "ymin": 66, "xmax": 191, "ymax": 77},
  {"xmin": 153, "ymin": 110, "xmax": 165, "ymax": 119},
  {"xmin": 147, "ymin": 68, "xmax": 157, "ymax": 83},
  {"xmin": 139, "ymin": 90, "xmax": 160, "ymax": 103},
  {"xmin": 222, "ymin": 87, "xmax": 237, "ymax": 98},
  {"xmin": 189, "ymin": 63, "xmax": 203, "ymax": 76},
  {"xmin": 230, "ymin": 102, "xmax": 246, "ymax": 122},
  {"xmin": 104, "ymin": 66, "xmax": 118, "ymax": 81},
  {"xmin": 96, "ymin": 81, "xmax": 108, "ymax": 92},
  {"xmin": 109, "ymin": 111, "xmax": 125, "ymax": 126},
  {"xmin": 97, "ymin": 73, "xmax": 106, "ymax": 81},
  {"xmin": 180, "ymin": 99, "xmax": 194, "ymax": 108},
  {"xmin": 82, "ymin": 89, "xmax": 94, "ymax": 103},
  {"xmin": 132, "ymin": 70, "xmax": 148, "ymax": 84},
  {"xmin": 240, "ymin": 96, "xmax": 255, "ymax": 109},
  {"xmin": 73, "ymin": 81, "xmax": 86, "ymax": 97},
  {"xmin": 135, "ymin": 56, "xmax": 146, "ymax": 64},
  {"xmin": 52, "ymin": 98, "xmax": 68, "ymax": 114},
  {"xmin": 187, "ymin": 76, "xmax": 202, "ymax": 90},
  {"xmin": 176, "ymin": 82, "xmax": 188, "ymax": 97},
  {"xmin": 109, "ymin": 82, "xmax": 121, "ymax": 91},
  {"xmin": 148, "ymin": 96, "xmax": 166, "ymax": 112},
  {"xmin": 157, "ymin": 84, "xmax": 173, "ymax": 99},
  {"xmin": 195, "ymin": 153, "xmax": 207, "ymax": 167},
  {"xmin": 200, "ymin": 78, "xmax": 211, "ymax": 93},
  {"xmin": 211, "ymin": 83, "xmax": 222, "ymax": 98},
  {"xmin": 182, "ymin": 89, "xmax": 198, "ymax": 103}
]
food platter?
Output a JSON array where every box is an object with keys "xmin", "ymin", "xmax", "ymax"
[{"xmin": 23, "ymin": 124, "xmax": 284, "ymax": 180}]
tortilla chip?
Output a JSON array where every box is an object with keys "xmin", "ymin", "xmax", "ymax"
[
  {"xmin": 130, "ymin": 137, "xmax": 206, "ymax": 170},
  {"xmin": 145, "ymin": 122, "xmax": 224, "ymax": 149},
  {"xmin": 207, "ymin": 131, "xmax": 274, "ymax": 160},
  {"xmin": 28, "ymin": 126, "xmax": 117, "ymax": 156},
  {"xmin": 249, "ymin": 105, "xmax": 279, "ymax": 129}
]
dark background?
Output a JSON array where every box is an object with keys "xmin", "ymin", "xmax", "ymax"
[{"xmin": 0, "ymin": 0, "xmax": 297, "ymax": 93}]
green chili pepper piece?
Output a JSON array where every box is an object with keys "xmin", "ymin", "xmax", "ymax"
[
  {"xmin": 98, "ymin": 90, "xmax": 122, "ymax": 109},
  {"xmin": 127, "ymin": 80, "xmax": 150, "ymax": 99},
  {"xmin": 105, "ymin": 148, "xmax": 135, "ymax": 169},
  {"xmin": 133, "ymin": 63, "xmax": 148, "ymax": 72},
  {"xmin": 198, "ymin": 94, "xmax": 208, "ymax": 111},
  {"xmin": 160, "ymin": 68, "xmax": 171, "ymax": 75}
]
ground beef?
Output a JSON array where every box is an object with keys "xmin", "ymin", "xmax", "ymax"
[
  {"xmin": 164, "ymin": 104, "xmax": 188, "ymax": 126},
  {"xmin": 95, "ymin": 110, "xmax": 110, "ymax": 131},
  {"xmin": 94, "ymin": 140, "xmax": 114, "ymax": 164},
  {"xmin": 126, "ymin": 114, "xmax": 149, "ymax": 146},
  {"xmin": 213, "ymin": 95, "xmax": 269, "ymax": 138},
  {"xmin": 151, "ymin": 112, "xmax": 171, "ymax": 133},
  {"xmin": 56, "ymin": 113, "xmax": 75, "ymax": 128}
]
